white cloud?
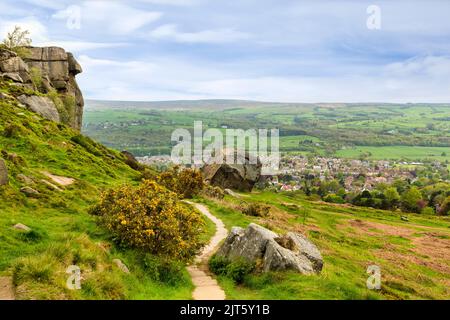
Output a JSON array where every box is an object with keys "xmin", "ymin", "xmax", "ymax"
[
  {"xmin": 51, "ymin": 1, "xmax": 162, "ymax": 35},
  {"xmin": 40, "ymin": 41, "xmax": 129, "ymax": 52},
  {"xmin": 137, "ymin": 0, "xmax": 201, "ymax": 5},
  {"xmin": 150, "ymin": 24, "xmax": 250, "ymax": 43},
  {"xmin": 78, "ymin": 54, "xmax": 450, "ymax": 103},
  {"xmin": 0, "ymin": 17, "xmax": 48, "ymax": 44},
  {"xmin": 0, "ymin": 16, "xmax": 129, "ymax": 53}
]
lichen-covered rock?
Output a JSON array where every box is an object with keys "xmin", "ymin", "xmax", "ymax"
[
  {"xmin": 216, "ymin": 223, "xmax": 323, "ymax": 274},
  {"xmin": 0, "ymin": 159, "xmax": 8, "ymax": 186},
  {"xmin": 17, "ymin": 95, "xmax": 60, "ymax": 122}
]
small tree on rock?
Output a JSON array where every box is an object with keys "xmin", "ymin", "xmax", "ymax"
[{"xmin": 1, "ymin": 26, "xmax": 32, "ymax": 58}]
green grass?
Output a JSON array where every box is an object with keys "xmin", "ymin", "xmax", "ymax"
[
  {"xmin": 198, "ymin": 191, "xmax": 450, "ymax": 300},
  {"xmin": 336, "ymin": 146, "xmax": 450, "ymax": 162},
  {"xmin": 0, "ymin": 80, "xmax": 196, "ymax": 300}
]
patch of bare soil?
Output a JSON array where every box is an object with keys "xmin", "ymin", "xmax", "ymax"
[
  {"xmin": 41, "ymin": 171, "xmax": 75, "ymax": 186},
  {"xmin": 411, "ymin": 233, "xmax": 450, "ymax": 274},
  {"xmin": 0, "ymin": 277, "xmax": 14, "ymax": 300},
  {"xmin": 341, "ymin": 219, "xmax": 415, "ymax": 237}
]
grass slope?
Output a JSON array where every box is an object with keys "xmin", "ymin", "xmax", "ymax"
[
  {"xmin": 197, "ymin": 191, "xmax": 450, "ymax": 300},
  {"xmin": 0, "ymin": 81, "xmax": 195, "ymax": 300}
]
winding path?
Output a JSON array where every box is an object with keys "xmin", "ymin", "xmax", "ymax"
[{"xmin": 185, "ymin": 202, "xmax": 227, "ymax": 300}]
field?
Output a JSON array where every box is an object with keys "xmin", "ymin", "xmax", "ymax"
[
  {"xmin": 197, "ymin": 191, "xmax": 450, "ymax": 300},
  {"xmin": 83, "ymin": 100, "xmax": 450, "ymax": 162}
]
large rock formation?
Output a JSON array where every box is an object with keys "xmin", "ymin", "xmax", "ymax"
[
  {"xmin": 0, "ymin": 46, "xmax": 84, "ymax": 130},
  {"xmin": 201, "ymin": 151, "xmax": 262, "ymax": 192},
  {"xmin": 216, "ymin": 223, "xmax": 323, "ymax": 274}
]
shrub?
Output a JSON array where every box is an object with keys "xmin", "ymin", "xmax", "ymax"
[
  {"xmin": 324, "ymin": 194, "xmax": 345, "ymax": 204},
  {"xmin": 29, "ymin": 67, "xmax": 43, "ymax": 92},
  {"xmin": 209, "ymin": 255, "xmax": 255, "ymax": 284},
  {"xmin": 421, "ymin": 207, "xmax": 435, "ymax": 215},
  {"xmin": 157, "ymin": 166, "xmax": 204, "ymax": 199},
  {"xmin": 239, "ymin": 202, "xmax": 270, "ymax": 217},
  {"xmin": 90, "ymin": 180, "xmax": 205, "ymax": 261}
]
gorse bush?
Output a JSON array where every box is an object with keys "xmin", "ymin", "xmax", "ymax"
[
  {"xmin": 157, "ymin": 166, "xmax": 204, "ymax": 199},
  {"xmin": 90, "ymin": 180, "xmax": 205, "ymax": 262}
]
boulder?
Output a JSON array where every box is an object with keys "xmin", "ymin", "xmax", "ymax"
[
  {"xmin": 13, "ymin": 223, "xmax": 31, "ymax": 231},
  {"xmin": 0, "ymin": 56, "xmax": 29, "ymax": 73},
  {"xmin": 121, "ymin": 151, "xmax": 141, "ymax": 170},
  {"xmin": 20, "ymin": 186, "xmax": 40, "ymax": 197},
  {"xmin": 112, "ymin": 259, "xmax": 130, "ymax": 273},
  {"xmin": 202, "ymin": 151, "xmax": 262, "ymax": 192},
  {"xmin": 17, "ymin": 95, "xmax": 60, "ymax": 123},
  {"xmin": 0, "ymin": 159, "xmax": 8, "ymax": 186},
  {"xmin": 17, "ymin": 174, "xmax": 34, "ymax": 185},
  {"xmin": 216, "ymin": 223, "xmax": 323, "ymax": 274},
  {"xmin": 1, "ymin": 72, "xmax": 23, "ymax": 82}
]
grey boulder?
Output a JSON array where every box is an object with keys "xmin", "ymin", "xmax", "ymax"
[
  {"xmin": 216, "ymin": 223, "xmax": 323, "ymax": 274},
  {"xmin": 17, "ymin": 95, "xmax": 60, "ymax": 123}
]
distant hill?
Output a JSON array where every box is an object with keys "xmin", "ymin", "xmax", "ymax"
[
  {"xmin": 85, "ymin": 99, "xmax": 294, "ymax": 110},
  {"xmin": 86, "ymin": 99, "xmax": 450, "ymax": 111}
]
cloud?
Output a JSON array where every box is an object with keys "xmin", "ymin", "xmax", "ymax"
[
  {"xmin": 40, "ymin": 41, "xmax": 129, "ymax": 52},
  {"xmin": 0, "ymin": 17, "xmax": 48, "ymax": 43},
  {"xmin": 77, "ymin": 53, "xmax": 450, "ymax": 103},
  {"xmin": 52, "ymin": 1, "xmax": 163, "ymax": 35},
  {"xmin": 137, "ymin": 0, "xmax": 201, "ymax": 5},
  {"xmin": 150, "ymin": 24, "xmax": 250, "ymax": 43}
]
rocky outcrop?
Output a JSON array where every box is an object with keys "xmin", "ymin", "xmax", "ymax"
[
  {"xmin": 202, "ymin": 151, "xmax": 262, "ymax": 192},
  {"xmin": 0, "ymin": 159, "xmax": 8, "ymax": 186},
  {"xmin": 0, "ymin": 46, "xmax": 84, "ymax": 130},
  {"xmin": 17, "ymin": 95, "xmax": 60, "ymax": 122},
  {"xmin": 216, "ymin": 223, "xmax": 323, "ymax": 274}
]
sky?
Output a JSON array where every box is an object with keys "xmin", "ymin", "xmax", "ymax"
[{"xmin": 1, "ymin": 0, "xmax": 450, "ymax": 103}]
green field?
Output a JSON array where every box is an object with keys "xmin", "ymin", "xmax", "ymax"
[
  {"xmin": 336, "ymin": 146, "xmax": 450, "ymax": 162},
  {"xmin": 83, "ymin": 101, "xmax": 450, "ymax": 161}
]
